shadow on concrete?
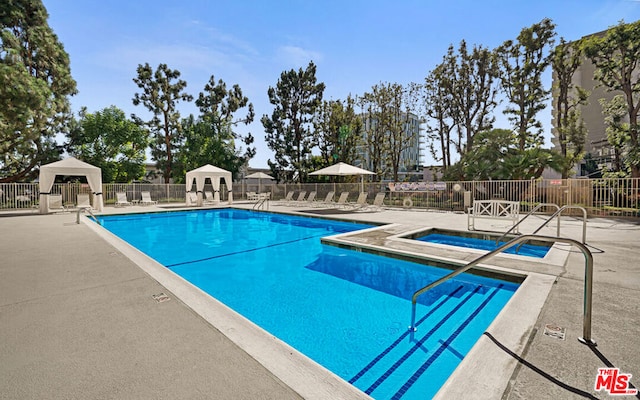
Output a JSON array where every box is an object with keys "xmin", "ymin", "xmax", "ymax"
[
  {"xmin": 587, "ymin": 345, "xmax": 640, "ymax": 399},
  {"xmin": 482, "ymin": 332, "xmax": 598, "ymax": 399}
]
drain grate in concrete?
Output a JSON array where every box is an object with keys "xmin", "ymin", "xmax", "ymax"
[
  {"xmin": 543, "ymin": 324, "xmax": 566, "ymax": 340},
  {"xmin": 152, "ymin": 293, "xmax": 171, "ymax": 303}
]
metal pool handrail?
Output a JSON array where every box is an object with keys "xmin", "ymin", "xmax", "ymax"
[
  {"xmin": 495, "ymin": 203, "xmax": 561, "ymax": 245},
  {"xmin": 528, "ymin": 205, "xmax": 588, "ymax": 244},
  {"xmin": 76, "ymin": 206, "xmax": 98, "ymax": 224},
  {"xmin": 409, "ymin": 234, "xmax": 596, "ymax": 346}
]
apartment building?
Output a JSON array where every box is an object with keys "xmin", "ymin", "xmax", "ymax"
[{"xmin": 358, "ymin": 112, "xmax": 425, "ymax": 179}]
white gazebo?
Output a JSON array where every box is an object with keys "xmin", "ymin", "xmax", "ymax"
[
  {"xmin": 38, "ymin": 157, "xmax": 104, "ymax": 213},
  {"xmin": 185, "ymin": 164, "xmax": 233, "ymax": 206}
]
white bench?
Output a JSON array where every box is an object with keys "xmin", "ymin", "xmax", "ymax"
[{"xmin": 467, "ymin": 200, "xmax": 520, "ymax": 232}]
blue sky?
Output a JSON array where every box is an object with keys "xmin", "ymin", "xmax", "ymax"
[{"xmin": 44, "ymin": 0, "xmax": 640, "ymax": 168}]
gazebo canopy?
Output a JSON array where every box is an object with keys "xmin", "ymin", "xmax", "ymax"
[
  {"xmin": 185, "ymin": 164, "xmax": 233, "ymax": 206},
  {"xmin": 38, "ymin": 157, "xmax": 104, "ymax": 213}
]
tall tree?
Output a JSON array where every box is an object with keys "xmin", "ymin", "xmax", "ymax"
[
  {"xmin": 359, "ymin": 82, "xmax": 421, "ymax": 180},
  {"xmin": 387, "ymin": 83, "xmax": 419, "ymax": 181},
  {"xmin": 66, "ymin": 106, "xmax": 148, "ymax": 182},
  {"xmin": 132, "ymin": 63, "xmax": 193, "ymax": 183},
  {"xmin": 497, "ymin": 18, "xmax": 556, "ymax": 150},
  {"xmin": 444, "ymin": 40, "xmax": 500, "ymax": 154},
  {"xmin": 0, "ymin": 0, "xmax": 77, "ymax": 182},
  {"xmin": 551, "ymin": 38, "xmax": 588, "ymax": 178},
  {"xmin": 583, "ymin": 20, "xmax": 640, "ymax": 177},
  {"xmin": 314, "ymin": 95, "xmax": 363, "ymax": 166},
  {"xmin": 358, "ymin": 89, "xmax": 388, "ymax": 178},
  {"xmin": 420, "ymin": 66, "xmax": 456, "ymax": 169},
  {"xmin": 175, "ymin": 75, "xmax": 255, "ymax": 181},
  {"xmin": 600, "ymin": 95, "xmax": 630, "ymax": 174},
  {"xmin": 261, "ymin": 61, "xmax": 325, "ymax": 182}
]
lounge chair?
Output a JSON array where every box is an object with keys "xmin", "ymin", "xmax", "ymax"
[
  {"xmin": 115, "ymin": 192, "xmax": 131, "ymax": 207},
  {"xmin": 289, "ymin": 191, "xmax": 307, "ymax": 206},
  {"xmin": 345, "ymin": 192, "xmax": 368, "ymax": 210},
  {"xmin": 246, "ymin": 192, "xmax": 259, "ymax": 201},
  {"xmin": 276, "ymin": 191, "xmax": 294, "ymax": 205},
  {"xmin": 313, "ymin": 191, "xmax": 334, "ymax": 207},
  {"xmin": 187, "ymin": 192, "xmax": 198, "ymax": 206},
  {"xmin": 370, "ymin": 192, "xmax": 386, "ymax": 211},
  {"xmin": 49, "ymin": 194, "xmax": 66, "ymax": 212},
  {"xmin": 76, "ymin": 193, "xmax": 92, "ymax": 209},
  {"xmin": 140, "ymin": 191, "xmax": 157, "ymax": 206},
  {"xmin": 357, "ymin": 192, "xmax": 386, "ymax": 212},
  {"xmin": 300, "ymin": 191, "xmax": 316, "ymax": 206},
  {"xmin": 204, "ymin": 191, "xmax": 216, "ymax": 205},
  {"xmin": 334, "ymin": 192, "xmax": 350, "ymax": 208}
]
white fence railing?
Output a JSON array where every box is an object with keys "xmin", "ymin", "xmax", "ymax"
[{"xmin": 2, "ymin": 178, "xmax": 639, "ymax": 217}]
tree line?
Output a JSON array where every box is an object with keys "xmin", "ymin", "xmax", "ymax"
[{"xmin": 1, "ymin": 0, "xmax": 639, "ymax": 183}]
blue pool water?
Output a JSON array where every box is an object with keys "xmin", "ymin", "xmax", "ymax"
[
  {"xmin": 416, "ymin": 232, "xmax": 551, "ymax": 258},
  {"xmin": 97, "ymin": 209, "xmax": 520, "ymax": 399}
]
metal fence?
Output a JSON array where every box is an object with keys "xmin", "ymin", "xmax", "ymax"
[{"xmin": 2, "ymin": 178, "xmax": 640, "ymax": 218}]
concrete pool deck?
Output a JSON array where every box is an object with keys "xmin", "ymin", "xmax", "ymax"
[{"xmin": 1, "ymin": 203, "xmax": 639, "ymax": 399}]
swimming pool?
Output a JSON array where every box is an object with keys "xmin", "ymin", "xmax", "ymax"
[
  {"xmin": 410, "ymin": 228, "xmax": 552, "ymax": 258},
  {"xmin": 96, "ymin": 209, "xmax": 520, "ymax": 399}
]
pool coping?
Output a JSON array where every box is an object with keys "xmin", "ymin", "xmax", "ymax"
[{"xmin": 84, "ymin": 210, "xmax": 555, "ymax": 399}]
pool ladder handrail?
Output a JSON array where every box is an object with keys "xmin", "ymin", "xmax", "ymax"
[
  {"xmin": 76, "ymin": 206, "xmax": 98, "ymax": 224},
  {"xmin": 409, "ymin": 234, "xmax": 596, "ymax": 346},
  {"xmin": 511, "ymin": 205, "xmax": 588, "ymax": 254},
  {"xmin": 496, "ymin": 204, "xmax": 588, "ymax": 252},
  {"xmin": 253, "ymin": 196, "xmax": 269, "ymax": 211},
  {"xmin": 495, "ymin": 203, "xmax": 561, "ymax": 245},
  {"xmin": 527, "ymin": 205, "xmax": 588, "ymax": 244}
]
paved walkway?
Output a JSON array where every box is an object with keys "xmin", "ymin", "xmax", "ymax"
[{"xmin": 1, "ymin": 203, "xmax": 639, "ymax": 399}]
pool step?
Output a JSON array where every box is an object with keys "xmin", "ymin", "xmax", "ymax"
[{"xmin": 349, "ymin": 284, "xmax": 502, "ymax": 399}]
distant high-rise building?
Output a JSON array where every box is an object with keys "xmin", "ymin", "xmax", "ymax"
[{"xmin": 358, "ymin": 112, "xmax": 424, "ymax": 180}]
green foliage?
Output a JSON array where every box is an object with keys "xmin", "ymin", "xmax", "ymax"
[
  {"xmin": 443, "ymin": 129, "xmax": 562, "ymax": 180},
  {"xmin": 132, "ymin": 63, "xmax": 193, "ymax": 183},
  {"xmin": 600, "ymin": 95, "xmax": 631, "ymax": 175},
  {"xmin": 359, "ymin": 82, "xmax": 419, "ymax": 180},
  {"xmin": 261, "ymin": 61, "xmax": 325, "ymax": 182},
  {"xmin": 0, "ymin": 0, "xmax": 77, "ymax": 182},
  {"xmin": 420, "ymin": 66, "xmax": 455, "ymax": 168},
  {"xmin": 65, "ymin": 106, "xmax": 148, "ymax": 182},
  {"xmin": 359, "ymin": 82, "xmax": 419, "ymax": 181},
  {"xmin": 442, "ymin": 40, "xmax": 500, "ymax": 154},
  {"xmin": 174, "ymin": 76, "xmax": 255, "ymax": 183},
  {"xmin": 582, "ymin": 20, "xmax": 640, "ymax": 177},
  {"xmin": 551, "ymin": 37, "xmax": 588, "ymax": 178},
  {"xmin": 496, "ymin": 18, "xmax": 556, "ymax": 151},
  {"xmin": 314, "ymin": 95, "xmax": 363, "ymax": 167}
]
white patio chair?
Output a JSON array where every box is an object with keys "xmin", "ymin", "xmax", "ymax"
[
  {"xmin": 204, "ymin": 191, "xmax": 217, "ymax": 205},
  {"xmin": 356, "ymin": 192, "xmax": 386, "ymax": 212},
  {"xmin": 344, "ymin": 192, "xmax": 368, "ymax": 210},
  {"xmin": 275, "ymin": 191, "xmax": 294, "ymax": 205},
  {"xmin": 48, "ymin": 194, "xmax": 66, "ymax": 213},
  {"xmin": 115, "ymin": 192, "xmax": 131, "ymax": 207},
  {"xmin": 288, "ymin": 191, "xmax": 307, "ymax": 206},
  {"xmin": 313, "ymin": 191, "xmax": 335, "ymax": 207},
  {"xmin": 300, "ymin": 191, "xmax": 316, "ymax": 206},
  {"xmin": 76, "ymin": 193, "xmax": 92, "ymax": 209},
  {"xmin": 334, "ymin": 192, "xmax": 350, "ymax": 208},
  {"xmin": 140, "ymin": 191, "xmax": 157, "ymax": 206}
]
